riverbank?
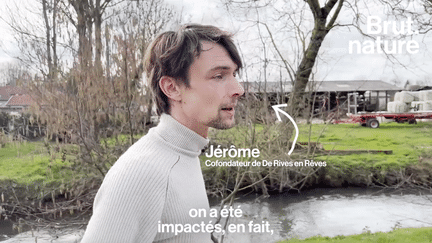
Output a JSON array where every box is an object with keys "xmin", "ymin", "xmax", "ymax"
[
  {"xmin": 2, "ymin": 187, "xmax": 432, "ymax": 242},
  {"xmin": 1, "ymin": 122, "xmax": 431, "ymax": 223},
  {"xmin": 279, "ymin": 227, "xmax": 432, "ymax": 243},
  {"xmin": 202, "ymin": 122, "xmax": 432, "ymax": 195}
]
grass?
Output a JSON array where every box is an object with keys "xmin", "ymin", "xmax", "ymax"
[
  {"xmin": 279, "ymin": 227, "xmax": 432, "ymax": 243},
  {"xmin": 297, "ymin": 122, "xmax": 432, "ymax": 169},
  {"xmin": 2, "ymin": 122, "xmax": 432, "ymax": 185},
  {"xmin": 0, "ymin": 140, "xmax": 71, "ymax": 184},
  {"xmin": 210, "ymin": 121, "xmax": 432, "ymax": 168},
  {"xmin": 0, "ymin": 133, "xmax": 145, "ymax": 185}
]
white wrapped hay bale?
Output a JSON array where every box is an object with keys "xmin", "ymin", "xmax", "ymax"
[
  {"xmin": 396, "ymin": 101, "xmax": 409, "ymax": 112},
  {"xmin": 423, "ymin": 101, "xmax": 432, "ymax": 111},
  {"xmin": 394, "ymin": 91, "xmax": 416, "ymax": 103},
  {"xmin": 419, "ymin": 90, "xmax": 432, "ymax": 101},
  {"xmin": 411, "ymin": 101, "xmax": 432, "ymax": 111},
  {"xmin": 387, "ymin": 102, "xmax": 395, "ymax": 112},
  {"xmin": 410, "ymin": 101, "xmax": 423, "ymax": 111},
  {"xmin": 387, "ymin": 101, "xmax": 408, "ymax": 113},
  {"xmin": 411, "ymin": 91, "xmax": 421, "ymax": 101},
  {"xmin": 394, "ymin": 92, "xmax": 401, "ymax": 102}
]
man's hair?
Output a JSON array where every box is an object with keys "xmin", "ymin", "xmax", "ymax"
[{"xmin": 143, "ymin": 24, "xmax": 243, "ymax": 115}]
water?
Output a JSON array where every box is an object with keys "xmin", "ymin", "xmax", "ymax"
[
  {"xmin": 2, "ymin": 188, "xmax": 432, "ymax": 242},
  {"xmin": 212, "ymin": 187, "xmax": 432, "ymax": 242}
]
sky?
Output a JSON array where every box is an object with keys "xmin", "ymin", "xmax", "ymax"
[
  {"xmin": 1, "ymin": 0, "xmax": 431, "ymax": 86},
  {"xmin": 164, "ymin": 0, "xmax": 432, "ymax": 86}
]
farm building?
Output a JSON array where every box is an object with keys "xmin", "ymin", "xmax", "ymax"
[{"xmin": 242, "ymin": 80, "xmax": 404, "ymax": 117}]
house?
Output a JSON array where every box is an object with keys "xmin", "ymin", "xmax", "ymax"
[{"xmin": 0, "ymin": 85, "xmax": 33, "ymax": 113}]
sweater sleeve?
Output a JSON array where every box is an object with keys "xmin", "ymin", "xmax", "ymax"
[{"xmin": 81, "ymin": 153, "xmax": 171, "ymax": 243}]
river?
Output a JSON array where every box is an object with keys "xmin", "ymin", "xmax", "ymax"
[{"xmin": 1, "ymin": 187, "xmax": 431, "ymax": 242}]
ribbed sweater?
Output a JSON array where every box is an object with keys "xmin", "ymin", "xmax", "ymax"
[{"xmin": 81, "ymin": 114, "xmax": 212, "ymax": 243}]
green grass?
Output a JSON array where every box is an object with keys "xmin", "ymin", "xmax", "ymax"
[
  {"xmin": 2, "ymin": 122, "xmax": 432, "ymax": 185},
  {"xmin": 279, "ymin": 227, "xmax": 432, "ymax": 243},
  {"xmin": 0, "ymin": 133, "xmax": 146, "ymax": 185},
  {"xmin": 209, "ymin": 121, "xmax": 432, "ymax": 170},
  {"xmin": 0, "ymin": 141, "xmax": 71, "ymax": 184},
  {"xmin": 297, "ymin": 122, "xmax": 432, "ymax": 169}
]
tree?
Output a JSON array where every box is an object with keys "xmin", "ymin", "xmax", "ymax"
[
  {"xmin": 31, "ymin": 0, "xmax": 175, "ymax": 177},
  {"xmin": 225, "ymin": 0, "xmax": 345, "ymax": 117},
  {"xmin": 225, "ymin": 0, "xmax": 432, "ymax": 118},
  {"xmin": 288, "ymin": 0, "xmax": 344, "ymax": 116},
  {"xmin": 0, "ymin": 0, "xmax": 60, "ymax": 78},
  {"xmin": 0, "ymin": 62, "xmax": 31, "ymax": 86},
  {"xmin": 1, "ymin": 0, "xmax": 176, "ymax": 177}
]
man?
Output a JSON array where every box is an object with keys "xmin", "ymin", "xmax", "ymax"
[{"xmin": 81, "ymin": 24, "xmax": 244, "ymax": 242}]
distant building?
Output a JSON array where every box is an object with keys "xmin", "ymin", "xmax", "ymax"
[
  {"xmin": 0, "ymin": 85, "xmax": 33, "ymax": 113},
  {"xmin": 241, "ymin": 80, "xmax": 403, "ymax": 116}
]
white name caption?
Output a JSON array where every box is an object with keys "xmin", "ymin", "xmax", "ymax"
[
  {"xmin": 349, "ymin": 16, "xmax": 419, "ymax": 54},
  {"xmin": 205, "ymin": 145, "xmax": 260, "ymax": 158}
]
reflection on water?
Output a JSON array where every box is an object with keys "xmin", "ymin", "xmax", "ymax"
[
  {"xmin": 2, "ymin": 188, "xmax": 432, "ymax": 242},
  {"xmin": 212, "ymin": 187, "xmax": 432, "ymax": 242}
]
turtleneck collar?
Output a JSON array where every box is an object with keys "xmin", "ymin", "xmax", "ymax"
[{"xmin": 153, "ymin": 113, "xmax": 209, "ymax": 157}]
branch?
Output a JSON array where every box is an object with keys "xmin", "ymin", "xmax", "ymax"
[
  {"xmin": 322, "ymin": 0, "xmax": 339, "ymax": 16},
  {"xmin": 262, "ymin": 22, "xmax": 295, "ymax": 82},
  {"xmin": 326, "ymin": 0, "xmax": 344, "ymax": 30},
  {"xmin": 306, "ymin": 0, "xmax": 321, "ymax": 19}
]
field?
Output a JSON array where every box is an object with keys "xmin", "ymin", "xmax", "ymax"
[{"xmin": 297, "ymin": 122, "xmax": 432, "ymax": 169}]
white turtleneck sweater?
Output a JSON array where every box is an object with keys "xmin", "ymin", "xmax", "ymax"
[{"xmin": 81, "ymin": 114, "xmax": 212, "ymax": 243}]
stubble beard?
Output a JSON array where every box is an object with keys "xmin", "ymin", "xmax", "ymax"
[{"xmin": 207, "ymin": 110, "xmax": 236, "ymax": 130}]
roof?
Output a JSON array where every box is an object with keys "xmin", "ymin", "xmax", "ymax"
[
  {"xmin": 5, "ymin": 94, "xmax": 33, "ymax": 107},
  {"xmin": 0, "ymin": 85, "xmax": 26, "ymax": 101},
  {"xmin": 242, "ymin": 80, "xmax": 403, "ymax": 93}
]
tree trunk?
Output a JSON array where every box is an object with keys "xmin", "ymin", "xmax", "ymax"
[
  {"xmin": 289, "ymin": 17, "xmax": 328, "ymax": 116},
  {"xmin": 42, "ymin": 0, "xmax": 52, "ymax": 80},
  {"xmin": 70, "ymin": 0, "xmax": 91, "ymax": 70},
  {"xmin": 288, "ymin": 0, "xmax": 344, "ymax": 117},
  {"xmin": 94, "ymin": 0, "xmax": 103, "ymax": 74},
  {"xmin": 52, "ymin": 0, "xmax": 58, "ymax": 76}
]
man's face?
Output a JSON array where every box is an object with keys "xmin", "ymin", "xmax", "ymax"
[{"xmin": 176, "ymin": 41, "xmax": 244, "ymax": 136}]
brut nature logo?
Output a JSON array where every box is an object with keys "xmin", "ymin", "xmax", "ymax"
[{"xmin": 349, "ymin": 16, "xmax": 419, "ymax": 54}]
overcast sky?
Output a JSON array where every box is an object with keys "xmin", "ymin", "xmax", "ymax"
[
  {"xmin": 1, "ymin": 0, "xmax": 431, "ymax": 86},
  {"xmin": 165, "ymin": 0, "xmax": 432, "ymax": 86}
]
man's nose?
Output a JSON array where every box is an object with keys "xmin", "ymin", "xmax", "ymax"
[{"xmin": 230, "ymin": 78, "xmax": 245, "ymax": 97}]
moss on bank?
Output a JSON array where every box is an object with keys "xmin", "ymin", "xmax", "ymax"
[{"xmin": 278, "ymin": 227, "xmax": 432, "ymax": 243}]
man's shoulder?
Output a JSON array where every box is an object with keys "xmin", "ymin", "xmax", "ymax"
[
  {"xmin": 126, "ymin": 128, "xmax": 178, "ymax": 161},
  {"xmin": 106, "ymin": 131, "xmax": 180, "ymax": 181}
]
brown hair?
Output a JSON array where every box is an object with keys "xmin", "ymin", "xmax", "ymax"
[{"xmin": 143, "ymin": 24, "xmax": 243, "ymax": 115}]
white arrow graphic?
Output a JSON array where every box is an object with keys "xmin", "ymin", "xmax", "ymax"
[{"xmin": 271, "ymin": 104, "xmax": 299, "ymax": 155}]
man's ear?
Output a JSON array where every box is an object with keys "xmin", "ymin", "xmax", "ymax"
[{"xmin": 159, "ymin": 76, "xmax": 182, "ymax": 102}]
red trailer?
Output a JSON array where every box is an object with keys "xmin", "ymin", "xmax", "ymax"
[{"xmin": 333, "ymin": 112, "xmax": 432, "ymax": 128}]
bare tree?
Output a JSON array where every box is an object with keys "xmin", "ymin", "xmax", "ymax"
[
  {"xmin": 0, "ymin": 62, "xmax": 31, "ymax": 86},
  {"xmin": 1, "ymin": 0, "xmax": 176, "ymax": 177}
]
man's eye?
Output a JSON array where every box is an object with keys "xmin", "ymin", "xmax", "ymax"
[{"xmin": 214, "ymin": 74, "xmax": 223, "ymax": 80}]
